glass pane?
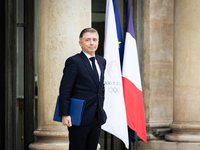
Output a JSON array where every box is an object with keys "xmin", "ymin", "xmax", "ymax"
[
  {"xmin": 17, "ymin": 27, "xmax": 24, "ymax": 98},
  {"xmin": 16, "ymin": 1, "xmax": 24, "ymax": 149},
  {"xmin": 17, "ymin": 0, "xmax": 24, "ymax": 23},
  {"xmin": 35, "ymin": 0, "xmax": 38, "ymax": 97}
]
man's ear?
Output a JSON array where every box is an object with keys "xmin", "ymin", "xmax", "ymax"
[{"xmin": 79, "ymin": 40, "xmax": 82, "ymax": 47}]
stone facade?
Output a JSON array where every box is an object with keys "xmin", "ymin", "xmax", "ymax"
[
  {"xmin": 139, "ymin": 0, "xmax": 200, "ymax": 149},
  {"xmin": 29, "ymin": 0, "xmax": 200, "ymax": 149}
]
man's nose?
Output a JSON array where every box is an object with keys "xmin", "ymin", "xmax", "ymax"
[{"xmin": 90, "ymin": 40, "xmax": 94, "ymax": 44}]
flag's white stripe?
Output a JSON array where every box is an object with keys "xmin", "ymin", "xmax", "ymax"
[
  {"xmin": 122, "ymin": 32, "xmax": 142, "ymax": 91},
  {"xmin": 102, "ymin": 0, "xmax": 129, "ymax": 148}
]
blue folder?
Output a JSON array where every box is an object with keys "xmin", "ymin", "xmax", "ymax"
[{"xmin": 53, "ymin": 96, "xmax": 86, "ymax": 126}]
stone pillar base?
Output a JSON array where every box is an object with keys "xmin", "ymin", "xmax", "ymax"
[
  {"xmin": 29, "ymin": 143, "xmax": 69, "ymax": 150},
  {"xmin": 138, "ymin": 140, "xmax": 200, "ymax": 150},
  {"xmin": 29, "ymin": 141, "xmax": 100, "ymax": 150},
  {"xmin": 29, "ymin": 129, "xmax": 101, "ymax": 150},
  {"xmin": 29, "ymin": 143, "xmax": 101, "ymax": 150},
  {"xmin": 165, "ymin": 123, "xmax": 200, "ymax": 142},
  {"xmin": 29, "ymin": 130, "xmax": 69, "ymax": 150}
]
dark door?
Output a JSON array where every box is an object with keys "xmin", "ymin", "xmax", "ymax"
[{"xmin": 4, "ymin": 0, "xmax": 36, "ymax": 149}]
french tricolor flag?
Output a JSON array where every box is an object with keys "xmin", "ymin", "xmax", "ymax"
[{"xmin": 122, "ymin": 0, "xmax": 147, "ymax": 143}]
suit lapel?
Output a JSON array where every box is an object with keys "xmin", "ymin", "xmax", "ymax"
[
  {"xmin": 80, "ymin": 52, "xmax": 99, "ymax": 87},
  {"xmin": 96, "ymin": 55, "xmax": 104, "ymax": 88}
]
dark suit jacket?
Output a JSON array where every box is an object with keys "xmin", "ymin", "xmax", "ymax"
[{"xmin": 59, "ymin": 51, "xmax": 107, "ymax": 126}]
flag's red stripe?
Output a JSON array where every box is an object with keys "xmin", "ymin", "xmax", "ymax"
[{"xmin": 122, "ymin": 77, "xmax": 147, "ymax": 143}]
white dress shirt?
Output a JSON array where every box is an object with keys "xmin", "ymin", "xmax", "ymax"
[{"xmin": 82, "ymin": 51, "xmax": 101, "ymax": 80}]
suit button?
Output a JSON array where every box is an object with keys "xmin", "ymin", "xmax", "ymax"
[{"xmin": 95, "ymin": 103, "xmax": 97, "ymax": 106}]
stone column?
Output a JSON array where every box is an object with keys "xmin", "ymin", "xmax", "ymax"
[
  {"xmin": 29, "ymin": 0, "xmax": 92, "ymax": 149},
  {"xmin": 143, "ymin": 0, "xmax": 174, "ymax": 140},
  {"xmin": 165, "ymin": 0, "xmax": 200, "ymax": 146}
]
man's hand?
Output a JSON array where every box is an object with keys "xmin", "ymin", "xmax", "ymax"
[{"xmin": 62, "ymin": 115, "xmax": 72, "ymax": 127}]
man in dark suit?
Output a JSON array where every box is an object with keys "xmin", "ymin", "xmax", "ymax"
[{"xmin": 59, "ymin": 28, "xmax": 107, "ymax": 150}]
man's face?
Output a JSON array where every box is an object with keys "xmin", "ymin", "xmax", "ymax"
[{"xmin": 79, "ymin": 32, "xmax": 99, "ymax": 56}]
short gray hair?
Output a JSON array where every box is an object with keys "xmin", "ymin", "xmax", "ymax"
[{"xmin": 79, "ymin": 28, "xmax": 99, "ymax": 41}]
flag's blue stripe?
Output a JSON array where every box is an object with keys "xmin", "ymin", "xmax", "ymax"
[
  {"xmin": 126, "ymin": 0, "xmax": 135, "ymax": 39},
  {"xmin": 131, "ymin": 130, "xmax": 135, "ymax": 143},
  {"xmin": 112, "ymin": 0, "xmax": 124, "ymax": 67}
]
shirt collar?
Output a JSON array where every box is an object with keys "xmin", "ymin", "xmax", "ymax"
[{"xmin": 82, "ymin": 51, "xmax": 95, "ymax": 59}]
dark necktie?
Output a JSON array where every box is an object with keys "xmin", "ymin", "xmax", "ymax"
[{"xmin": 89, "ymin": 57, "xmax": 99, "ymax": 85}]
